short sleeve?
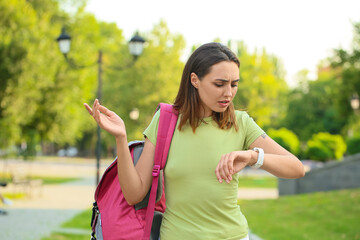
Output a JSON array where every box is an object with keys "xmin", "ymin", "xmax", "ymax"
[
  {"xmin": 240, "ymin": 112, "xmax": 265, "ymax": 149},
  {"xmin": 143, "ymin": 110, "xmax": 161, "ymax": 146}
]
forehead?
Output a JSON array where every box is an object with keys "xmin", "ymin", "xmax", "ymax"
[{"xmin": 206, "ymin": 61, "xmax": 239, "ymax": 79}]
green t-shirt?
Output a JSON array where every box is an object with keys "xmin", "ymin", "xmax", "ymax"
[{"xmin": 143, "ymin": 110, "xmax": 264, "ymax": 240}]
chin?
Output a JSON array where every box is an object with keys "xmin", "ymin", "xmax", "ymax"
[{"xmin": 212, "ymin": 107, "xmax": 228, "ymax": 113}]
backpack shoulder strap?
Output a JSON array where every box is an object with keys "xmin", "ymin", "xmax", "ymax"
[
  {"xmin": 155, "ymin": 103, "xmax": 178, "ymax": 169},
  {"xmin": 143, "ymin": 103, "xmax": 178, "ymax": 240}
]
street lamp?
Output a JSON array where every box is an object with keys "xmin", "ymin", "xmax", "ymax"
[
  {"xmin": 129, "ymin": 108, "xmax": 140, "ymax": 120},
  {"xmin": 56, "ymin": 27, "xmax": 71, "ymax": 56},
  {"xmin": 350, "ymin": 93, "xmax": 360, "ymax": 110},
  {"xmin": 128, "ymin": 32, "xmax": 146, "ymax": 58},
  {"xmin": 56, "ymin": 27, "xmax": 145, "ymax": 186}
]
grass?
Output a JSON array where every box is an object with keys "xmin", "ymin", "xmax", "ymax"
[
  {"xmin": 32, "ymin": 176, "xmax": 80, "ymax": 185},
  {"xmin": 41, "ymin": 209, "xmax": 92, "ymax": 240},
  {"xmin": 2, "ymin": 192, "xmax": 26, "ymax": 200},
  {"xmin": 43, "ymin": 189, "xmax": 360, "ymax": 240},
  {"xmin": 61, "ymin": 209, "xmax": 92, "ymax": 229},
  {"xmin": 41, "ymin": 232, "xmax": 89, "ymax": 240},
  {"xmin": 238, "ymin": 176, "xmax": 277, "ymax": 188},
  {"xmin": 240, "ymin": 188, "xmax": 360, "ymax": 240},
  {"xmin": 0, "ymin": 172, "xmax": 79, "ymax": 185}
]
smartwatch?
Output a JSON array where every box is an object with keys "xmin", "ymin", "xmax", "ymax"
[{"xmin": 251, "ymin": 147, "xmax": 264, "ymax": 168}]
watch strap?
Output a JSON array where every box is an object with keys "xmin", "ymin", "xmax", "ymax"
[{"xmin": 251, "ymin": 147, "xmax": 264, "ymax": 168}]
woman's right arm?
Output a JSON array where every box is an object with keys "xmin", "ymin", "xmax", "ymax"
[
  {"xmin": 115, "ymin": 136, "xmax": 155, "ymax": 205},
  {"xmin": 84, "ymin": 99, "xmax": 155, "ymax": 205}
]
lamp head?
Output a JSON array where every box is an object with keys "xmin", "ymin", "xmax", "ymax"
[
  {"xmin": 57, "ymin": 27, "xmax": 71, "ymax": 55},
  {"xmin": 350, "ymin": 93, "xmax": 360, "ymax": 110},
  {"xmin": 128, "ymin": 32, "xmax": 145, "ymax": 57}
]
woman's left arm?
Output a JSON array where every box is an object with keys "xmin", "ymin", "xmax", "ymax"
[
  {"xmin": 215, "ymin": 133, "xmax": 305, "ymax": 184},
  {"xmin": 249, "ymin": 133, "xmax": 305, "ymax": 179}
]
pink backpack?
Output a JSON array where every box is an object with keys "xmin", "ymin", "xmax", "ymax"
[{"xmin": 90, "ymin": 103, "xmax": 178, "ymax": 240}]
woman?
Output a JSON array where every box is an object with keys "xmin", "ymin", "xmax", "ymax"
[{"xmin": 85, "ymin": 42, "xmax": 305, "ymax": 240}]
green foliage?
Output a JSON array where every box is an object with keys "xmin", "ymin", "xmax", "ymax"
[
  {"xmin": 267, "ymin": 128, "xmax": 300, "ymax": 155},
  {"xmin": 306, "ymin": 132, "xmax": 346, "ymax": 161},
  {"xmin": 102, "ymin": 20, "xmax": 185, "ymax": 142},
  {"xmin": 0, "ymin": 0, "xmax": 95, "ymax": 154},
  {"xmin": 21, "ymin": 129, "xmax": 41, "ymax": 160},
  {"xmin": 346, "ymin": 136, "xmax": 360, "ymax": 155},
  {"xmin": 4, "ymin": 0, "xmax": 345, "ymax": 159},
  {"xmin": 0, "ymin": 0, "xmax": 38, "ymax": 147},
  {"xmin": 240, "ymin": 189, "xmax": 360, "ymax": 240},
  {"xmin": 233, "ymin": 41, "xmax": 288, "ymax": 128},
  {"xmin": 283, "ymin": 68, "xmax": 345, "ymax": 142},
  {"xmin": 330, "ymin": 22, "xmax": 360, "ymax": 136}
]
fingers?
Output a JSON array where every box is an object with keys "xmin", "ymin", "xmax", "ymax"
[
  {"xmin": 215, "ymin": 153, "xmax": 234, "ymax": 184},
  {"xmin": 83, "ymin": 103, "xmax": 93, "ymax": 115},
  {"xmin": 92, "ymin": 99, "xmax": 97, "ymax": 112},
  {"xmin": 99, "ymin": 105, "xmax": 113, "ymax": 117},
  {"xmin": 93, "ymin": 99, "xmax": 100, "ymax": 123},
  {"xmin": 84, "ymin": 99, "xmax": 101, "ymax": 122},
  {"xmin": 215, "ymin": 161, "xmax": 222, "ymax": 183}
]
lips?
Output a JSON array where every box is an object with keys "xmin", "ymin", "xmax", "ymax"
[{"xmin": 218, "ymin": 100, "xmax": 230, "ymax": 107}]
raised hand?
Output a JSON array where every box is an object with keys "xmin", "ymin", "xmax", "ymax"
[
  {"xmin": 215, "ymin": 151, "xmax": 254, "ymax": 183},
  {"xmin": 84, "ymin": 99, "xmax": 126, "ymax": 138}
]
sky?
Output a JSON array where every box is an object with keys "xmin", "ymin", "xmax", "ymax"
[{"xmin": 85, "ymin": 0, "xmax": 360, "ymax": 86}]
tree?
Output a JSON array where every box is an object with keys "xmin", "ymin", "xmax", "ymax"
[
  {"xmin": 101, "ymin": 20, "xmax": 185, "ymax": 144},
  {"xmin": 282, "ymin": 67, "xmax": 345, "ymax": 141},
  {"xmin": 232, "ymin": 41, "xmax": 288, "ymax": 129},
  {"xmin": 0, "ymin": 0, "xmax": 67, "ymax": 151},
  {"xmin": 0, "ymin": 0, "xmax": 98, "ymax": 157},
  {"xmin": 331, "ymin": 21, "xmax": 360, "ymax": 136}
]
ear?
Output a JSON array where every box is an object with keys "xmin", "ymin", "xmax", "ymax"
[{"xmin": 190, "ymin": 73, "xmax": 199, "ymax": 89}]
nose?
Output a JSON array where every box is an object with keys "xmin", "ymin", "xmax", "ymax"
[{"xmin": 224, "ymin": 85, "xmax": 232, "ymax": 98}]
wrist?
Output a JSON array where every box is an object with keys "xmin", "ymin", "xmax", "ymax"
[
  {"xmin": 250, "ymin": 147, "xmax": 264, "ymax": 169},
  {"xmin": 115, "ymin": 134, "xmax": 127, "ymax": 143},
  {"xmin": 248, "ymin": 150, "xmax": 258, "ymax": 166}
]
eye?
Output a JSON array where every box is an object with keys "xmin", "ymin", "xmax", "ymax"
[
  {"xmin": 214, "ymin": 83, "xmax": 223, "ymax": 87},
  {"xmin": 231, "ymin": 84, "xmax": 238, "ymax": 88}
]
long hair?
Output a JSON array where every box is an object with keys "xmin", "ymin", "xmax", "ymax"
[{"xmin": 173, "ymin": 42, "xmax": 240, "ymax": 132}]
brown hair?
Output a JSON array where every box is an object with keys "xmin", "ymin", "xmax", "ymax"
[{"xmin": 173, "ymin": 42, "xmax": 240, "ymax": 132}]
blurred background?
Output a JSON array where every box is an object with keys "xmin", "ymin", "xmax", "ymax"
[{"xmin": 0, "ymin": 0, "xmax": 359, "ymax": 239}]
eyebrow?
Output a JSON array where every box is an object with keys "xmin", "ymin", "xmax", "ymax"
[{"xmin": 215, "ymin": 79, "xmax": 240, "ymax": 83}]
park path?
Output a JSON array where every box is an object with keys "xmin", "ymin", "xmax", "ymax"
[
  {"xmin": 0, "ymin": 159, "xmax": 274, "ymax": 239},
  {"xmin": 0, "ymin": 159, "xmax": 100, "ymax": 240}
]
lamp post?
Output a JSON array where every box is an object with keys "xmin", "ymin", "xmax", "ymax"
[
  {"xmin": 57, "ymin": 28, "xmax": 145, "ymax": 185},
  {"xmin": 350, "ymin": 93, "xmax": 360, "ymax": 111}
]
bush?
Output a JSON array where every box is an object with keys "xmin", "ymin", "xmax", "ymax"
[
  {"xmin": 267, "ymin": 128, "xmax": 300, "ymax": 155},
  {"xmin": 306, "ymin": 132, "xmax": 346, "ymax": 161},
  {"xmin": 346, "ymin": 136, "xmax": 360, "ymax": 155}
]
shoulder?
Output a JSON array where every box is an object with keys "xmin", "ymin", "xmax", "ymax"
[
  {"xmin": 143, "ymin": 109, "xmax": 161, "ymax": 144},
  {"xmin": 234, "ymin": 110, "xmax": 260, "ymax": 129},
  {"xmin": 234, "ymin": 110, "xmax": 251, "ymax": 122},
  {"xmin": 147, "ymin": 109, "xmax": 161, "ymax": 127},
  {"xmin": 153, "ymin": 108, "xmax": 161, "ymax": 120}
]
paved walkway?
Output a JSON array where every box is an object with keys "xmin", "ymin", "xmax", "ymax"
[
  {"xmin": 0, "ymin": 159, "xmax": 273, "ymax": 239},
  {"xmin": 0, "ymin": 159, "xmax": 99, "ymax": 240}
]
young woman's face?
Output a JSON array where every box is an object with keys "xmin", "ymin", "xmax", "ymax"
[{"xmin": 191, "ymin": 61, "xmax": 239, "ymax": 118}]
